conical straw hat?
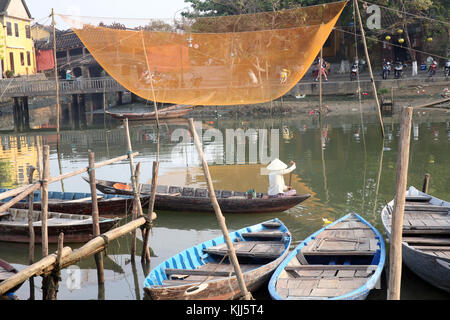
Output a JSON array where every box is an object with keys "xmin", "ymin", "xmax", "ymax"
[{"xmin": 266, "ymin": 159, "xmax": 287, "ymax": 171}]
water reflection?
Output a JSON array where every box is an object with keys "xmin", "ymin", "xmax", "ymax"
[{"xmin": 0, "ymin": 109, "xmax": 449, "ymax": 300}]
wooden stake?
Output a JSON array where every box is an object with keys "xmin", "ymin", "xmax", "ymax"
[
  {"xmin": 51, "ymin": 9, "xmax": 61, "ymax": 139},
  {"xmin": 41, "ymin": 145, "xmax": 50, "ymax": 257},
  {"xmin": 354, "ymin": 0, "xmax": 385, "ymax": 138},
  {"xmin": 188, "ymin": 118, "xmax": 252, "ymax": 300},
  {"xmin": 123, "ymin": 119, "xmax": 151, "ymax": 262},
  {"xmin": 141, "ymin": 161, "xmax": 158, "ymax": 262},
  {"xmin": 422, "ymin": 173, "xmax": 430, "ymax": 193},
  {"xmin": 131, "ymin": 162, "xmax": 141, "ymax": 261},
  {"xmin": 88, "ymin": 151, "xmax": 104, "ymax": 285},
  {"xmin": 387, "ymin": 106, "xmax": 413, "ymax": 300},
  {"xmin": 27, "ymin": 166, "xmax": 36, "ymax": 300}
]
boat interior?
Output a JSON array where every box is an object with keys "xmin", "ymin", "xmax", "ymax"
[
  {"xmin": 276, "ymin": 214, "xmax": 382, "ymax": 299},
  {"xmin": 149, "ymin": 221, "xmax": 289, "ymax": 287}
]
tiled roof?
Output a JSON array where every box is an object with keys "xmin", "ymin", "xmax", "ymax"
[{"xmin": 35, "ymin": 30, "xmax": 84, "ymax": 51}]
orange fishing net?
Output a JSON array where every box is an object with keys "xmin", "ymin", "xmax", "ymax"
[{"xmin": 60, "ymin": 1, "xmax": 347, "ymax": 106}]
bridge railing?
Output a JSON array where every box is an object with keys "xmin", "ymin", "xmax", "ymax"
[{"xmin": 0, "ymin": 77, "xmax": 124, "ymax": 98}]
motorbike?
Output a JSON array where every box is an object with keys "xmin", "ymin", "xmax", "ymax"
[
  {"xmin": 350, "ymin": 63, "xmax": 358, "ymax": 81},
  {"xmin": 382, "ymin": 62, "xmax": 391, "ymax": 80},
  {"xmin": 428, "ymin": 60, "xmax": 437, "ymax": 77},
  {"xmin": 394, "ymin": 62, "xmax": 403, "ymax": 79},
  {"xmin": 444, "ymin": 59, "xmax": 450, "ymax": 78}
]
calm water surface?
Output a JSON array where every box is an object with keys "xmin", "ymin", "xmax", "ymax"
[{"xmin": 0, "ymin": 103, "xmax": 449, "ymax": 300}]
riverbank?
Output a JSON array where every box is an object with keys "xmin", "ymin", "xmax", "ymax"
[{"xmin": 105, "ymin": 82, "xmax": 449, "ymax": 120}]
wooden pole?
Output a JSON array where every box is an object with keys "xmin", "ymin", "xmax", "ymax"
[
  {"xmin": 40, "ymin": 145, "xmax": 50, "ymax": 299},
  {"xmin": 130, "ymin": 162, "xmax": 141, "ymax": 261},
  {"xmin": 142, "ymin": 161, "xmax": 158, "ymax": 263},
  {"xmin": 319, "ymin": 48, "xmax": 323, "ymax": 112},
  {"xmin": 387, "ymin": 106, "xmax": 413, "ymax": 300},
  {"xmin": 354, "ymin": 0, "xmax": 385, "ymax": 138},
  {"xmin": 45, "ymin": 232, "xmax": 64, "ymax": 300},
  {"xmin": 188, "ymin": 118, "xmax": 252, "ymax": 300},
  {"xmin": 123, "ymin": 119, "xmax": 151, "ymax": 261},
  {"xmin": 51, "ymin": 9, "xmax": 61, "ymax": 140},
  {"xmin": 422, "ymin": 173, "xmax": 430, "ymax": 193},
  {"xmin": 27, "ymin": 167, "xmax": 36, "ymax": 300},
  {"xmin": 88, "ymin": 151, "xmax": 105, "ymax": 286}
]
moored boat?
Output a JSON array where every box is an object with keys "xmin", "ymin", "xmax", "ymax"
[
  {"xmin": 105, "ymin": 104, "xmax": 194, "ymax": 120},
  {"xmin": 381, "ymin": 186, "xmax": 450, "ymax": 293},
  {"xmin": 0, "ymin": 208, "xmax": 120, "ymax": 243},
  {"xmin": 269, "ymin": 213, "xmax": 385, "ymax": 300},
  {"xmin": 89, "ymin": 178, "xmax": 311, "ymax": 214},
  {"xmin": 143, "ymin": 218, "xmax": 291, "ymax": 300},
  {"xmin": 0, "ymin": 188, "xmax": 139, "ymax": 216}
]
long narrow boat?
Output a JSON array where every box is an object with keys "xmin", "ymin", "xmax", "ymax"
[
  {"xmin": 0, "ymin": 259, "xmax": 23, "ymax": 300},
  {"xmin": 89, "ymin": 178, "xmax": 311, "ymax": 214},
  {"xmin": 0, "ymin": 188, "xmax": 139, "ymax": 216},
  {"xmin": 0, "ymin": 208, "xmax": 120, "ymax": 243},
  {"xmin": 269, "ymin": 213, "xmax": 385, "ymax": 300},
  {"xmin": 105, "ymin": 104, "xmax": 194, "ymax": 121},
  {"xmin": 143, "ymin": 218, "xmax": 291, "ymax": 300},
  {"xmin": 381, "ymin": 186, "xmax": 450, "ymax": 293}
]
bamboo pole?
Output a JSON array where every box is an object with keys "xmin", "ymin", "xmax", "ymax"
[
  {"xmin": 88, "ymin": 151, "xmax": 104, "ymax": 285},
  {"xmin": 354, "ymin": 0, "xmax": 385, "ymax": 138},
  {"xmin": 0, "ymin": 217, "xmax": 147, "ymax": 296},
  {"xmin": 51, "ymin": 9, "xmax": 61, "ymax": 139},
  {"xmin": 27, "ymin": 167, "xmax": 36, "ymax": 300},
  {"xmin": 45, "ymin": 233, "xmax": 64, "ymax": 300},
  {"xmin": 41, "ymin": 145, "xmax": 50, "ymax": 257},
  {"xmin": 130, "ymin": 162, "xmax": 141, "ymax": 261},
  {"xmin": 142, "ymin": 161, "xmax": 158, "ymax": 263},
  {"xmin": 40, "ymin": 145, "xmax": 50, "ymax": 299},
  {"xmin": 387, "ymin": 106, "xmax": 413, "ymax": 300},
  {"xmin": 0, "ymin": 153, "xmax": 139, "ymax": 203},
  {"xmin": 0, "ymin": 246, "xmax": 72, "ymax": 296},
  {"xmin": 188, "ymin": 118, "xmax": 252, "ymax": 300},
  {"xmin": 319, "ymin": 48, "xmax": 323, "ymax": 112}
]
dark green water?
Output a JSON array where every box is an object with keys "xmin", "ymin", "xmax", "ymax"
[{"xmin": 0, "ymin": 106, "xmax": 449, "ymax": 300}]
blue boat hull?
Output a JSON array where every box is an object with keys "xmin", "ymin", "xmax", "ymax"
[
  {"xmin": 269, "ymin": 213, "xmax": 385, "ymax": 300},
  {"xmin": 144, "ymin": 218, "xmax": 291, "ymax": 300}
]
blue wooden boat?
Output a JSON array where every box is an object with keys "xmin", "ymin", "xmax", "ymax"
[
  {"xmin": 269, "ymin": 213, "xmax": 385, "ymax": 300},
  {"xmin": 143, "ymin": 218, "xmax": 291, "ymax": 300},
  {"xmin": 381, "ymin": 186, "xmax": 450, "ymax": 293},
  {"xmin": 0, "ymin": 188, "xmax": 137, "ymax": 216}
]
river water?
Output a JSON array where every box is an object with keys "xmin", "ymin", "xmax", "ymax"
[{"xmin": 0, "ymin": 100, "xmax": 449, "ymax": 300}]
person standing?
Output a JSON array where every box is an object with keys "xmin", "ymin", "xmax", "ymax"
[{"xmin": 266, "ymin": 159, "xmax": 297, "ymax": 197}]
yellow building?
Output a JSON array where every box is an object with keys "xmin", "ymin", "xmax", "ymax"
[{"xmin": 0, "ymin": 0, "xmax": 36, "ymax": 77}]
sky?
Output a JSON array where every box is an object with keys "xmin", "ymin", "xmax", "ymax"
[{"xmin": 26, "ymin": 0, "xmax": 189, "ymax": 27}]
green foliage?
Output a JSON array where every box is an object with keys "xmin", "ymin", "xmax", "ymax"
[{"xmin": 5, "ymin": 70, "xmax": 14, "ymax": 78}]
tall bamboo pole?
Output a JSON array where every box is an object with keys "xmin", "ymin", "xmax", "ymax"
[
  {"xmin": 188, "ymin": 118, "xmax": 252, "ymax": 300},
  {"xmin": 388, "ymin": 106, "xmax": 413, "ymax": 300},
  {"xmin": 51, "ymin": 9, "xmax": 61, "ymax": 139},
  {"xmin": 123, "ymin": 119, "xmax": 150, "ymax": 261},
  {"xmin": 142, "ymin": 161, "xmax": 158, "ymax": 263},
  {"xmin": 88, "ymin": 151, "xmax": 105, "ymax": 286},
  {"xmin": 131, "ymin": 162, "xmax": 141, "ymax": 261},
  {"xmin": 354, "ymin": 0, "xmax": 385, "ymax": 138},
  {"xmin": 40, "ymin": 145, "xmax": 50, "ymax": 299},
  {"xmin": 27, "ymin": 167, "xmax": 36, "ymax": 300}
]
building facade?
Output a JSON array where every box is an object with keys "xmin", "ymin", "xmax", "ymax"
[{"xmin": 0, "ymin": 0, "xmax": 36, "ymax": 77}]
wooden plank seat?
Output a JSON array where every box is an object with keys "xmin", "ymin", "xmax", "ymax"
[
  {"xmin": 203, "ymin": 241, "xmax": 285, "ymax": 259},
  {"xmin": 402, "ymin": 237, "xmax": 450, "ymax": 245},
  {"xmin": 165, "ymin": 268, "xmax": 236, "ymax": 277},
  {"xmin": 241, "ymin": 231, "xmax": 285, "ymax": 240},
  {"xmin": 301, "ymin": 237, "xmax": 378, "ymax": 256},
  {"xmin": 262, "ymin": 221, "xmax": 282, "ymax": 228},
  {"xmin": 405, "ymin": 195, "xmax": 432, "ymax": 202}
]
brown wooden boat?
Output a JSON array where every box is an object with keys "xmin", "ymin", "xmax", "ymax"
[
  {"xmin": 144, "ymin": 219, "xmax": 291, "ymax": 300},
  {"xmin": 0, "ymin": 188, "xmax": 139, "ymax": 216},
  {"xmin": 0, "ymin": 208, "xmax": 120, "ymax": 243},
  {"xmin": 105, "ymin": 104, "xmax": 194, "ymax": 120},
  {"xmin": 0, "ymin": 259, "xmax": 22, "ymax": 299},
  {"xmin": 88, "ymin": 178, "xmax": 311, "ymax": 214}
]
